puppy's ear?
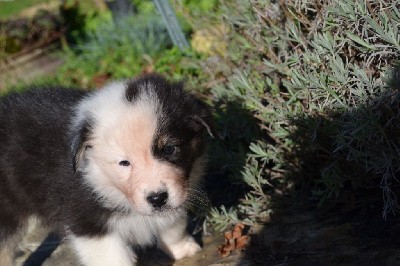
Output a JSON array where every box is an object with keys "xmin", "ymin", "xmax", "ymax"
[
  {"xmin": 191, "ymin": 98, "xmax": 216, "ymax": 138},
  {"xmin": 71, "ymin": 120, "xmax": 92, "ymax": 172}
]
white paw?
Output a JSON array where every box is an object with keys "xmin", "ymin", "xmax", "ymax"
[{"xmin": 167, "ymin": 236, "xmax": 201, "ymax": 260}]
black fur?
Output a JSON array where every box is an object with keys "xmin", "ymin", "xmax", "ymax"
[
  {"xmin": 0, "ymin": 88, "xmax": 115, "ymax": 241},
  {"xmin": 71, "ymin": 119, "xmax": 93, "ymax": 172},
  {"xmin": 127, "ymin": 74, "xmax": 215, "ymax": 176}
]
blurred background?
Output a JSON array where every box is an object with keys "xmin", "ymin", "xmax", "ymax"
[{"xmin": 0, "ymin": 0, "xmax": 220, "ymax": 89}]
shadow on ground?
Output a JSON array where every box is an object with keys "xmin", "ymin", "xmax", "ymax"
[{"xmin": 240, "ymin": 69, "xmax": 400, "ymax": 265}]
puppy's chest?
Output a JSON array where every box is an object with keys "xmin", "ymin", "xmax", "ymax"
[{"xmin": 108, "ymin": 213, "xmax": 179, "ymax": 245}]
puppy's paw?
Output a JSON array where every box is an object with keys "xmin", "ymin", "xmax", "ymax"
[{"xmin": 166, "ymin": 236, "xmax": 201, "ymax": 260}]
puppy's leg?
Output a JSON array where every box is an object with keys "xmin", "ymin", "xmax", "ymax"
[
  {"xmin": 0, "ymin": 232, "xmax": 22, "ymax": 266},
  {"xmin": 0, "ymin": 221, "xmax": 26, "ymax": 266},
  {"xmin": 158, "ymin": 219, "xmax": 201, "ymax": 261},
  {"xmin": 70, "ymin": 233, "xmax": 136, "ymax": 266},
  {"xmin": 0, "ymin": 241, "xmax": 15, "ymax": 266}
]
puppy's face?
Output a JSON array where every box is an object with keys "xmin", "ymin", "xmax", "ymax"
[{"xmin": 72, "ymin": 75, "xmax": 214, "ymax": 215}]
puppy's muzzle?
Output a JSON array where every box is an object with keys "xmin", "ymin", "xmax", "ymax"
[{"xmin": 146, "ymin": 191, "xmax": 169, "ymax": 209}]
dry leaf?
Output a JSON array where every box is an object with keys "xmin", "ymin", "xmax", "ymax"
[
  {"xmin": 92, "ymin": 72, "xmax": 111, "ymax": 87},
  {"xmin": 141, "ymin": 65, "xmax": 154, "ymax": 75},
  {"xmin": 217, "ymin": 223, "xmax": 249, "ymax": 257},
  {"xmin": 235, "ymin": 235, "xmax": 249, "ymax": 250},
  {"xmin": 232, "ymin": 223, "xmax": 244, "ymax": 239}
]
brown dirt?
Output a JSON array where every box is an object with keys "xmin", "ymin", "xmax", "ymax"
[
  {"xmin": 0, "ymin": 45, "xmax": 64, "ymax": 89},
  {"xmin": 17, "ymin": 2, "xmax": 59, "ymax": 18}
]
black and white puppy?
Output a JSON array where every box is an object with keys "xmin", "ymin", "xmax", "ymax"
[{"xmin": 0, "ymin": 74, "xmax": 214, "ymax": 265}]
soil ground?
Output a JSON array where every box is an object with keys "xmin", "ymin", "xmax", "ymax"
[{"xmin": 244, "ymin": 196, "xmax": 400, "ymax": 266}]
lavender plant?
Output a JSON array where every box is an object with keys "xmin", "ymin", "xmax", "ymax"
[{"xmin": 201, "ymin": 0, "xmax": 400, "ymax": 229}]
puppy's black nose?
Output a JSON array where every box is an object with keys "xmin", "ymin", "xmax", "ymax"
[{"xmin": 146, "ymin": 191, "xmax": 168, "ymax": 208}]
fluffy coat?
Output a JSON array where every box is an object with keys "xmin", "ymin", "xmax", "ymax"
[{"xmin": 0, "ymin": 74, "xmax": 214, "ymax": 265}]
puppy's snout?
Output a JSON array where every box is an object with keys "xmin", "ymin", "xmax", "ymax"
[{"xmin": 146, "ymin": 191, "xmax": 168, "ymax": 208}]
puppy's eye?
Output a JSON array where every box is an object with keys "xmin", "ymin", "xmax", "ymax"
[
  {"xmin": 163, "ymin": 145, "xmax": 176, "ymax": 156},
  {"xmin": 119, "ymin": 160, "xmax": 131, "ymax": 166}
]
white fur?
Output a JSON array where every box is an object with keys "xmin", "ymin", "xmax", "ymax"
[
  {"xmin": 70, "ymin": 211, "xmax": 199, "ymax": 266},
  {"xmin": 74, "ymin": 81, "xmax": 189, "ymax": 215},
  {"xmin": 158, "ymin": 217, "xmax": 201, "ymax": 260},
  {"xmin": 108, "ymin": 209, "xmax": 184, "ymax": 246},
  {"xmin": 74, "ymin": 81, "xmax": 129, "ymax": 130},
  {"xmin": 107, "ymin": 209, "xmax": 201, "ymax": 261},
  {"xmin": 70, "ymin": 233, "xmax": 136, "ymax": 266}
]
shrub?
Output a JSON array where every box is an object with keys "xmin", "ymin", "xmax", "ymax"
[
  {"xmin": 194, "ymin": 0, "xmax": 400, "ymax": 230},
  {"xmin": 0, "ymin": 9, "xmax": 62, "ymax": 58},
  {"xmin": 56, "ymin": 13, "xmax": 172, "ymax": 87},
  {"xmin": 55, "ymin": 1, "xmax": 202, "ymax": 88}
]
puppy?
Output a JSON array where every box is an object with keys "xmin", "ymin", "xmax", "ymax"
[{"xmin": 0, "ymin": 74, "xmax": 214, "ymax": 265}]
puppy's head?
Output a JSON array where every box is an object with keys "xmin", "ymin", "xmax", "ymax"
[{"xmin": 71, "ymin": 74, "xmax": 214, "ymax": 215}]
